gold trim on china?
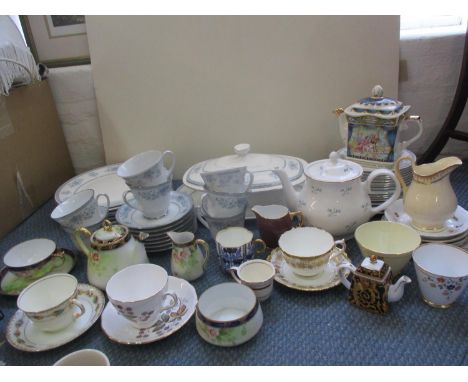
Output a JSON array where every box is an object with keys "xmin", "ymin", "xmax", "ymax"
[
  {"xmin": 422, "ymin": 297, "xmax": 452, "ymax": 309},
  {"xmin": 267, "ymin": 248, "xmax": 350, "ymax": 292},
  {"xmin": 279, "ymin": 245, "xmax": 333, "ymax": 260}
]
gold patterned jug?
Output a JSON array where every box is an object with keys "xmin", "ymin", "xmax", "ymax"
[{"xmin": 395, "ymin": 156, "xmax": 462, "ymax": 232}]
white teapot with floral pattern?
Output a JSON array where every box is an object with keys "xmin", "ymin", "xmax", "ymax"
[{"xmin": 274, "ymin": 152, "xmax": 401, "ymax": 237}]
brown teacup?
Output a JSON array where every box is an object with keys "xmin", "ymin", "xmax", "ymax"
[{"xmin": 251, "ymin": 205, "xmax": 304, "ymax": 248}]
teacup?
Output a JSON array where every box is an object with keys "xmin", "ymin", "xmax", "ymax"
[
  {"xmin": 215, "ymin": 227, "xmax": 267, "ymax": 273},
  {"xmin": 355, "ymin": 221, "xmax": 421, "ymax": 275},
  {"xmin": 201, "ymin": 166, "xmax": 254, "ymax": 194},
  {"xmin": 3, "ymin": 238, "xmax": 65, "ymax": 278},
  {"xmin": 117, "ymin": 150, "xmax": 175, "ymax": 188},
  {"xmin": 51, "ymin": 189, "xmax": 110, "ymax": 230},
  {"xmin": 17, "ymin": 274, "xmax": 85, "ymax": 332},
  {"xmin": 251, "ymin": 204, "xmax": 304, "ymax": 248},
  {"xmin": 54, "ymin": 349, "xmax": 110, "ymax": 366},
  {"xmin": 122, "ymin": 177, "xmax": 172, "ymax": 219},
  {"xmin": 201, "ymin": 191, "xmax": 248, "ymax": 218},
  {"xmin": 230, "ymin": 259, "xmax": 275, "ymax": 301},
  {"xmin": 413, "ymin": 243, "xmax": 468, "ymax": 308},
  {"xmin": 198, "ymin": 205, "xmax": 246, "ymax": 239},
  {"xmin": 278, "ymin": 227, "xmax": 346, "ymax": 277},
  {"xmin": 106, "ymin": 263, "xmax": 177, "ymax": 329}
]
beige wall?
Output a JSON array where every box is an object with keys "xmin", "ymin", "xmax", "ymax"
[{"xmin": 86, "ymin": 16, "xmax": 399, "ymax": 178}]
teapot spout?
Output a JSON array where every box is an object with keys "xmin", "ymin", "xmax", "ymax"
[
  {"xmin": 272, "ymin": 169, "xmax": 300, "ymax": 212},
  {"xmin": 388, "ymin": 275, "xmax": 411, "ymax": 303}
]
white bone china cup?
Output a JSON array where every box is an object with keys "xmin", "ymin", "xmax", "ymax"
[{"xmin": 54, "ymin": 349, "xmax": 110, "ymax": 366}]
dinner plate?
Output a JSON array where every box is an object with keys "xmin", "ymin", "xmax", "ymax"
[{"xmin": 55, "ymin": 164, "xmax": 129, "ymax": 208}]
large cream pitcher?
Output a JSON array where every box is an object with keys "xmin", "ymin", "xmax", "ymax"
[{"xmin": 395, "ymin": 156, "xmax": 462, "ymax": 232}]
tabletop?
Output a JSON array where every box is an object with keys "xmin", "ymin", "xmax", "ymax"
[{"xmin": 1, "ymin": 172, "xmax": 468, "ymax": 366}]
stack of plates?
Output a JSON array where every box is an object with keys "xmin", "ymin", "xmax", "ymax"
[
  {"xmin": 338, "ymin": 148, "xmax": 415, "ymax": 207},
  {"xmin": 115, "ymin": 191, "xmax": 196, "ymax": 253},
  {"xmin": 384, "ymin": 199, "xmax": 468, "ymax": 247},
  {"xmin": 55, "ymin": 164, "xmax": 128, "ymax": 224}
]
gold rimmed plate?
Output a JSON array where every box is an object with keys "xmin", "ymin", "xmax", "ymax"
[{"xmin": 267, "ymin": 248, "xmax": 350, "ymax": 292}]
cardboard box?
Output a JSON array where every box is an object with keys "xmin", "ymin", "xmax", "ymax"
[{"xmin": 0, "ymin": 80, "xmax": 75, "ymax": 238}]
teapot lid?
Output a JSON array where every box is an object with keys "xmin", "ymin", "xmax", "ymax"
[
  {"xmin": 305, "ymin": 151, "xmax": 362, "ymax": 182},
  {"xmin": 90, "ymin": 220, "xmax": 131, "ymax": 250},
  {"xmin": 355, "ymin": 255, "xmax": 392, "ymax": 283},
  {"xmin": 344, "ymin": 85, "xmax": 410, "ymax": 119},
  {"xmin": 183, "ymin": 143, "xmax": 307, "ymax": 192}
]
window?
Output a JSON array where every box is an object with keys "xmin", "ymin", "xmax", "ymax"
[{"xmin": 400, "ymin": 15, "xmax": 467, "ymax": 39}]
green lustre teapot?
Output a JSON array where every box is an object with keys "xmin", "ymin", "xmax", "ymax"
[{"xmin": 74, "ymin": 220, "xmax": 149, "ymax": 290}]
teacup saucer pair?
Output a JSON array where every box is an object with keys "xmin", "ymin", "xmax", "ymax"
[
  {"xmin": 101, "ymin": 276, "xmax": 197, "ymax": 345},
  {"xmin": 6, "ymin": 283, "xmax": 105, "ymax": 352},
  {"xmin": 268, "ymin": 248, "xmax": 350, "ymax": 292}
]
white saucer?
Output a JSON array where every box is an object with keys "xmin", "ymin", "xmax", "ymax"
[
  {"xmin": 268, "ymin": 248, "xmax": 350, "ymax": 292},
  {"xmin": 385, "ymin": 199, "xmax": 468, "ymax": 240},
  {"xmin": 6, "ymin": 284, "xmax": 105, "ymax": 352},
  {"xmin": 101, "ymin": 276, "xmax": 197, "ymax": 345},
  {"xmin": 115, "ymin": 192, "xmax": 193, "ymax": 229}
]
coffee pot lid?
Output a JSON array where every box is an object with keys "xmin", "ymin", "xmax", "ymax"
[
  {"xmin": 344, "ymin": 85, "xmax": 410, "ymax": 119},
  {"xmin": 305, "ymin": 151, "xmax": 362, "ymax": 182},
  {"xmin": 183, "ymin": 143, "xmax": 307, "ymax": 192}
]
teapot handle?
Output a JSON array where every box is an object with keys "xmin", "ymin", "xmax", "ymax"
[
  {"xmin": 364, "ymin": 169, "xmax": 401, "ymax": 216},
  {"xmin": 398, "ymin": 116, "xmax": 423, "ymax": 153},
  {"xmin": 336, "ymin": 262, "xmax": 356, "ymax": 290}
]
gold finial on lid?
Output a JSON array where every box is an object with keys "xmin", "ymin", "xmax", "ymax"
[
  {"xmin": 103, "ymin": 219, "xmax": 113, "ymax": 232},
  {"xmin": 370, "ymin": 255, "xmax": 378, "ymax": 263}
]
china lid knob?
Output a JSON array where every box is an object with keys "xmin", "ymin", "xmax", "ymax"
[
  {"xmin": 234, "ymin": 143, "xmax": 250, "ymax": 157},
  {"xmin": 371, "ymin": 85, "xmax": 384, "ymax": 98},
  {"xmin": 329, "ymin": 151, "xmax": 340, "ymax": 165}
]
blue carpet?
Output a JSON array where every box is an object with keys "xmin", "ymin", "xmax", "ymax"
[{"xmin": 1, "ymin": 167, "xmax": 468, "ymax": 365}]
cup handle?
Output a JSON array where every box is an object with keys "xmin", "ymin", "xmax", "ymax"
[
  {"xmin": 96, "ymin": 193, "xmax": 110, "ymax": 217},
  {"xmin": 329, "ymin": 239, "xmax": 347, "ymax": 264},
  {"xmin": 71, "ymin": 299, "xmax": 86, "ymax": 319},
  {"xmin": 161, "ymin": 292, "xmax": 178, "ymax": 312},
  {"xmin": 197, "ymin": 208, "xmax": 210, "ymax": 229},
  {"xmin": 364, "ymin": 168, "xmax": 401, "ymax": 216},
  {"xmin": 244, "ymin": 171, "xmax": 254, "ymax": 191},
  {"xmin": 399, "ymin": 116, "xmax": 423, "ymax": 152},
  {"xmin": 162, "ymin": 150, "xmax": 176, "ymax": 174},
  {"xmin": 50, "ymin": 250, "xmax": 66, "ymax": 270},
  {"xmin": 123, "ymin": 190, "xmax": 141, "ymax": 211},
  {"xmin": 289, "ymin": 211, "xmax": 304, "ymax": 227},
  {"xmin": 253, "ymin": 239, "xmax": 267, "ymax": 256},
  {"xmin": 196, "ymin": 239, "xmax": 210, "ymax": 270},
  {"xmin": 229, "ymin": 267, "xmax": 243, "ymax": 284}
]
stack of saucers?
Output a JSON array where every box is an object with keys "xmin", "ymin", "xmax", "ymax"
[
  {"xmin": 338, "ymin": 148, "xmax": 415, "ymax": 207},
  {"xmin": 383, "ymin": 199, "xmax": 468, "ymax": 247},
  {"xmin": 116, "ymin": 191, "xmax": 196, "ymax": 253}
]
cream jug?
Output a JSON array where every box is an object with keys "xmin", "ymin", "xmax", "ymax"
[
  {"xmin": 274, "ymin": 151, "xmax": 401, "ymax": 237},
  {"xmin": 395, "ymin": 156, "xmax": 462, "ymax": 232},
  {"xmin": 168, "ymin": 231, "xmax": 209, "ymax": 281}
]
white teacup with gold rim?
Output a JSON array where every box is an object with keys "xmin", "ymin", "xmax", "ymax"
[
  {"xmin": 230, "ymin": 259, "xmax": 275, "ymax": 301},
  {"xmin": 278, "ymin": 227, "xmax": 346, "ymax": 277},
  {"xmin": 17, "ymin": 273, "xmax": 85, "ymax": 332}
]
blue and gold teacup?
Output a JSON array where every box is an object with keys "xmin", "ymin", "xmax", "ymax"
[{"xmin": 215, "ymin": 227, "xmax": 266, "ymax": 273}]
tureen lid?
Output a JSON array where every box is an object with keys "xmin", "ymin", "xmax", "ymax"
[
  {"xmin": 344, "ymin": 85, "xmax": 410, "ymax": 119},
  {"xmin": 305, "ymin": 152, "xmax": 362, "ymax": 182},
  {"xmin": 183, "ymin": 143, "xmax": 307, "ymax": 192},
  {"xmin": 90, "ymin": 220, "xmax": 131, "ymax": 250}
]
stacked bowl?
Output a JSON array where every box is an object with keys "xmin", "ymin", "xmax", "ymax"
[
  {"xmin": 115, "ymin": 150, "xmax": 196, "ymax": 253},
  {"xmin": 198, "ymin": 167, "xmax": 252, "ymax": 238}
]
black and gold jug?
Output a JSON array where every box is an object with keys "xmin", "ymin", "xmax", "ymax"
[{"xmin": 337, "ymin": 255, "xmax": 411, "ymax": 314}]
